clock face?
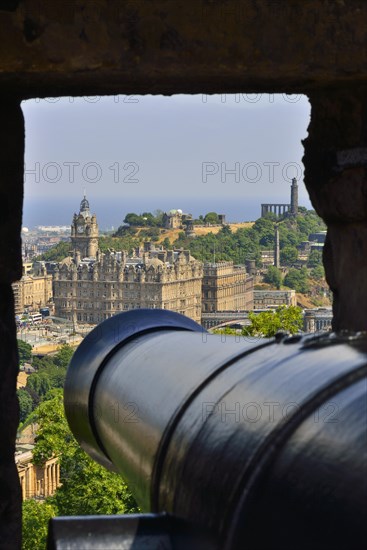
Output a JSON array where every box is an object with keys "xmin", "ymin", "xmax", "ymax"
[{"xmin": 77, "ymin": 225, "xmax": 84, "ymax": 234}]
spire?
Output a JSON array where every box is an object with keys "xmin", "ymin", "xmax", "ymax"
[{"xmin": 79, "ymin": 193, "xmax": 91, "ymax": 218}]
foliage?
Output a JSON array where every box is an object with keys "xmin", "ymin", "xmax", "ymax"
[
  {"xmin": 172, "ymin": 210, "xmax": 325, "ymax": 274},
  {"xmin": 307, "ymin": 249, "xmax": 323, "ymax": 268},
  {"xmin": 32, "ymin": 389, "xmax": 72, "ymax": 465},
  {"xmin": 27, "ymin": 369, "xmax": 61, "ymax": 400},
  {"xmin": 123, "ymin": 211, "xmax": 163, "ymax": 227},
  {"xmin": 22, "ymin": 500, "xmax": 57, "ymax": 550},
  {"xmin": 99, "ymin": 235, "xmax": 139, "ymax": 254},
  {"xmin": 52, "ymin": 344, "xmax": 74, "ymax": 369},
  {"xmin": 284, "ymin": 267, "xmax": 310, "ymax": 294},
  {"xmin": 243, "ymin": 306, "xmax": 303, "ymax": 337},
  {"xmin": 280, "ymin": 246, "xmax": 298, "ymax": 266},
  {"xmin": 204, "ymin": 212, "xmax": 219, "ymax": 224},
  {"xmin": 35, "ymin": 241, "xmax": 72, "ymax": 262},
  {"xmin": 310, "ymin": 264, "xmax": 325, "ymax": 280},
  {"xmin": 295, "ymin": 210, "xmax": 326, "ymax": 237},
  {"xmin": 50, "ymin": 445, "xmax": 139, "ymax": 516},
  {"xmin": 212, "ymin": 326, "xmax": 238, "ymax": 336},
  {"xmin": 173, "ymin": 225, "xmax": 260, "ymax": 265},
  {"xmin": 139, "ymin": 227, "xmax": 160, "ymax": 239},
  {"xmin": 24, "ymin": 345, "xmax": 73, "ymax": 416},
  {"xmin": 33, "ymin": 389, "xmax": 139, "ymax": 516},
  {"xmin": 263, "ymin": 266, "xmax": 282, "ymax": 289},
  {"xmin": 162, "ymin": 237, "xmax": 172, "ymax": 249},
  {"xmin": 17, "ymin": 339, "xmax": 33, "ymax": 365},
  {"xmin": 17, "ymin": 388, "xmax": 34, "ymax": 423}
]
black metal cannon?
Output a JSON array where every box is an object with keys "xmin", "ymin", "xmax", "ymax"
[{"xmin": 49, "ymin": 309, "xmax": 367, "ymax": 549}]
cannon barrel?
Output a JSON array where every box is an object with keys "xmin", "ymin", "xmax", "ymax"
[{"xmin": 63, "ymin": 309, "xmax": 367, "ymax": 550}]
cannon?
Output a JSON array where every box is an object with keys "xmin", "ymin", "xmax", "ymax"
[{"xmin": 49, "ymin": 309, "xmax": 367, "ymax": 549}]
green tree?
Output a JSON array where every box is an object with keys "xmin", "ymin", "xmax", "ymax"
[
  {"xmin": 153, "ymin": 209, "xmax": 164, "ymax": 226},
  {"xmin": 32, "ymin": 389, "xmax": 72, "ymax": 464},
  {"xmin": 35, "ymin": 240, "xmax": 72, "ymax": 262},
  {"xmin": 17, "ymin": 339, "xmax": 32, "ymax": 365},
  {"xmin": 25, "ymin": 345, "xmax": 73, "ymax": 402},
  {"xmin": 53, "ymin": 344, "xmax": 74, "ymax": 369},
  {"xmin": 162, "ymin": 237, "xmax": 171, "ymax": 249},
  {"xmin": 307, "ymin": 249, "xmax": 323, "ymax": 268},
  {"xmin": 243, "ymin": 306, "xmax": 303, "ymax": 337},
  {"xmin": 22, "ymin": 500, "xmax": 57, "ymax": 550},
  {"xmin": 123, "ymin": 212, "xmax": 144, "ymax": 226},
  {"xmin": 26, "ymin": 371, "xmax": 53, "ymax": 400},
  {"xmin": 284, "ymin": 267, "xmax": 310, "ymax": 293},
  {"xmin": 280, "ymin": 246, "xmax": 298, "ymax": 266},
  {"xmin": 220, "ymin": 225, "xmax": 232, "ymax": 236},
  {"xmin": 33, "ymin": 390, "xmax": 139, "ymax": 516},
  {"xmin": 51, "ymin": 445, "xmax": 139, "ymax": 516},
  {"xmin": 99, "ymin": 234, "xmax": 139, "ymax": 254},
  {"xmin": 310, "ymin": 264, "xmax": 325, "ymax": 280},
  {"xmin": 17, "ymin": 388, "xmax": 34, "ymax": 423},
  {"xmin": 204, "ymin": 212, "xmax": 219, "ymax": 224},
  {"xmin": 263, "ymin": 266, "xmax": 282, "ymax": 289}
]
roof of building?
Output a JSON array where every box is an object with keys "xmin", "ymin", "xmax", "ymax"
[{"xmin": 79, "ymin": 194, "xmax": 91, "ymax": 218}]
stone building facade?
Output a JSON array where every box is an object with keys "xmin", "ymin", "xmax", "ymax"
[
  {"xmin": 54, "ymin": 198, "xmax": 203, "ymax": 324},
  {"xmin": 202, "ymin": 261, "xmax": 254, "ymax": 313},
  {"xmin": 12, "ymin": 265, "xmax": 53, "ymax": 315},
  {"xmin": 54, "ymin": 248, "xmax": 203, "ymax": 325},
  {"xmin": 253, "ymin": 290, "xmax": 297, "ymax": 309},
  {"xmin": 163, "ymin": 209, "xmax": 192, "ymax": 229}
]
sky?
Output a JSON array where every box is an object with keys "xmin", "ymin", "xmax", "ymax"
[{"xmin": 21, "ymin": 93, "xmax": 311, "ymax": 229}]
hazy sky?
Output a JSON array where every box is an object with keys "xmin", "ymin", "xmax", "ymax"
[{"xmin": 21, "ymin": 93, "xmax": 311, "ymax": 227}]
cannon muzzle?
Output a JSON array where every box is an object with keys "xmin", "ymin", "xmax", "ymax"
[{"xmin": 60, "ymin": 309, "xmax": 367, "ymax": 549}]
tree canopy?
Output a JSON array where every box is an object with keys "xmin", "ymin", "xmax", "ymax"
[
  {"xmin": 22, "ymin": 500, "xmax": 57, "ymax": 550},
  {"xmin": 263, "ymin": 266, "xmax": 282, "ymax": 289},
  {"xmin": 284, "ymin": 267, "xmax": 310, "ymax": 294},
  {"xmin": 280, "ymin": 246, "xmax": 298, "ymax": 266},
  {"xmin": 17, "ymin": 339, "xmax": 32, "ymax": 364},
  {"xmin": 307, "ymin": 249, "xmax": 323, "ymax": 268},
  {"xmin": 32, "ymin": 389, "xmax": 139, "ymax": 515},
  {"xmin": 204, "ymin": 212, "xmax": 219, "ymax": 224},
  {"xmin": 243, "ymin": 306, "xmax": 303, "ymax": 337},
  {"xmin": 35, "ymin": 240, "xmax": 72, "ymax": 262},
  {"xmin": 26, "ymin": 345, "xmax": 73, "ymax": 403},
  {"xmin": 17, "ymin": 389, "xmax": 34, "ymax": 423}
]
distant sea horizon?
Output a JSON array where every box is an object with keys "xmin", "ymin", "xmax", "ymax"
[{"xmin": 22, "ymin": 195, "xmax": 313, "ymax": 231}]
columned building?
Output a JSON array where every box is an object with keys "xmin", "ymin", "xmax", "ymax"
[
  {"xmin": 261, "ymin": 178, "xmax": 299, "ymax": 218},
  {"xmin": 16, "ymin": 451, "xmax": 60, "ymax": 500}
]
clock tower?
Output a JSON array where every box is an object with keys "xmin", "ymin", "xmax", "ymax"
[{"xmin": 71, "ymin": 194, "xmax": 99, "ymax": 258}]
